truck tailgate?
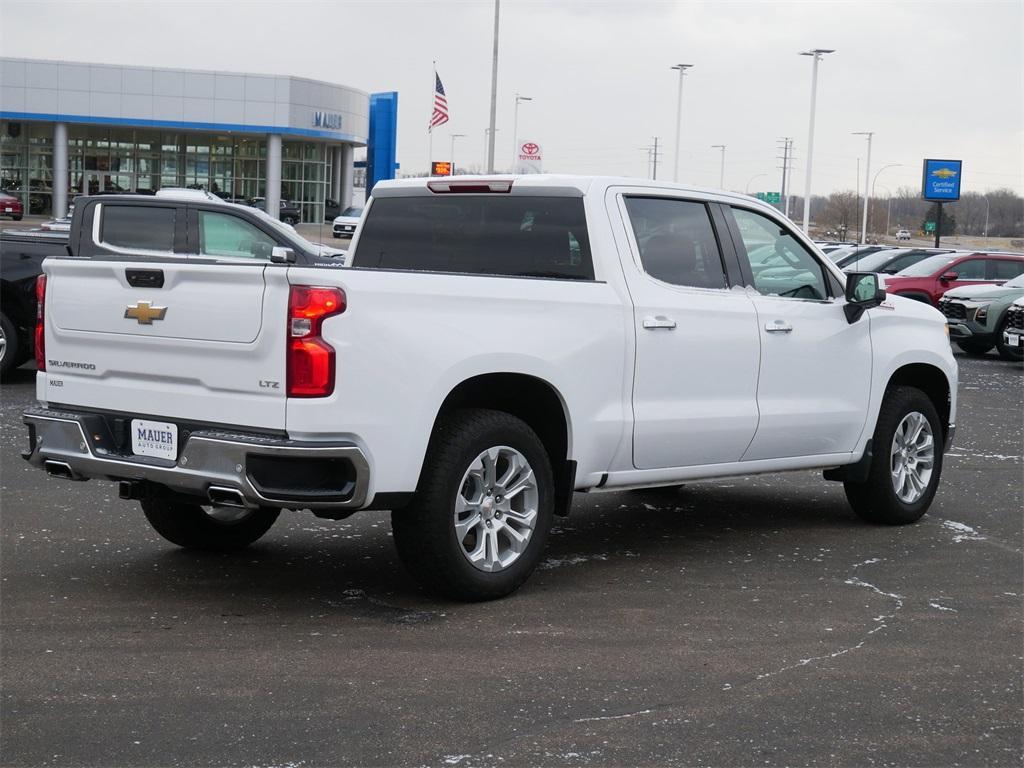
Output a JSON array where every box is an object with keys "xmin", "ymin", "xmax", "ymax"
[{"xmin": 40, "ymin": 259, "xmax": 290, "ymax": 430}]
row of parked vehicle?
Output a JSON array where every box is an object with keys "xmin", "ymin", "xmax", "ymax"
[{"xmin": 814, "ymin": 242, "xmax": 1024, "ymax": 361}]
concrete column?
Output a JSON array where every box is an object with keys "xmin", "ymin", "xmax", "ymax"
[
  {"xmin": 340, "ymin": 144, "xmax": 354, "ymax": 209},
  {"xmin": 330, "ymin": 146, "xmax": 343, "ymax": 203},
  {"xmin": 265, "ymin": 133, "xmax": 282, "ymax": 216},
  {"xmin": 53, "ymin": 122, "xmax": 68, "ymax": 218}
]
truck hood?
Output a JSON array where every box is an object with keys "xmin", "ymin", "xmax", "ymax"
[{"xmin": 942, "ymin": 283, "xmax": 1024, "ymax": 301}]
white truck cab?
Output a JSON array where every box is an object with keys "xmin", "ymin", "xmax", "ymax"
[{"xmin": 24, "ymin": 176, "xmax": 957, "ymax": 600}]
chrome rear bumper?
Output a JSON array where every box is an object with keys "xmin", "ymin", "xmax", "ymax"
[{"xmin": 22, "ymin": 407, "xmax": 369, "ymax": 511}]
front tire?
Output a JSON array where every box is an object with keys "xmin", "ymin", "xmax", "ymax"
[
  {"xmin": 141, "ymin": 497, "xmax": 280, "ymax": 550},
  {"xmin": 391, "ymin": 409, "xmax": 554, "ymax": 601},
  {"xmin": 844, "ymin": 386, "xmax": 944, "ymax": 525},
  {"xmin": 995, "ymin": 316, "xmax": 1024, "ymax": 361}
]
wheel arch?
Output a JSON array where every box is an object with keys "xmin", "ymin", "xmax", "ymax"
[
  {"xmin": 885, "ymin": 363, "xmax": 952, "ymax": 443},
  {"xmin": 892, "ymin": 290, "xmax": 935, "ymax": 306},
  {"xmin": 428, "ymin": 372, "xmax": 575, "ymax": 515}
]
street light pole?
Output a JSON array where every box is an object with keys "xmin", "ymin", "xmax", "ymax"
[
  {"xmin": 670, "ymin": 63, "xmax": 694, "ymax": 183},
  {"xmin": 450, "ymin": 133, "xmax": 466, "ymax": 174},
  {"xmin": 486, "ymin": 0, "xmax": 500, "ymax": 173},
  {"xmin": 711, "ymin": 144, "xmax": 726, "ymax": 189},
  {"xmin": 852, "ymin": 131, "xmax": 873, "ymax": 244},
  {"xmin": 511, "ymin": 93, "xmax": 532, "ymax": 171},
  {"xmin": 870, "ymin": 163, "xmax": 902, "ymax": 237},
  {"xmin": 746, "ymin": 173, "xmax": 767, "ymax": 195},
  {"xmin": 800, "ymin": 48, "xmax": 836, "ymax": 234}
]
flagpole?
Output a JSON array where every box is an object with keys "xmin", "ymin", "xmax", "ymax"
[{"xmin": 428, "ymin": 61, "xmax": 435, "ymax": 176}]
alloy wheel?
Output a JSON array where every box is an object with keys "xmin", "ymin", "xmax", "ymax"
[
  {"xmin": 890, "ymin": 411, "xmax": 935, "ymax": 503},
  {"xmin": 454, "ymin": 446, "xmax": 539, "ymax": 572}
]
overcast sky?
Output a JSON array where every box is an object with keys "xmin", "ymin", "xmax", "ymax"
[{"xmin": 2, "ymin": 0, "xmax": 1021, "ymax": 197}]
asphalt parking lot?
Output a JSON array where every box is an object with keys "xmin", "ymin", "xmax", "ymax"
[{"xmin": 1, "ymin": 353, "xmax": 1021, "ymax": 767}]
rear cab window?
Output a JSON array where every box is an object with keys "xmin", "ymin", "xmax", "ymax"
[
  {"xmin": 351, "ymin": 195, "xmax": 594, "ymax": 280},
  {"xmin": 99, "ymin": 205, "xmax": 177, "ymax": 252}
]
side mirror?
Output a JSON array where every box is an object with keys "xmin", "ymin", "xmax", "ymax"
[
  {"xmin": 939, "ymin": 271, "xmax": 959, "ymax": 283},
  {"xmin": 843, "ymin": 272, "xmax": 886, "ymax": 323},
  {"xmin": 270, "ymin": 246, "xmax": 296, "ymax": 264}
]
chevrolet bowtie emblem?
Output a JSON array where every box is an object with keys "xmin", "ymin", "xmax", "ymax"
[{"xmin": 124, "ymin": 301, "xmax": 167, "ymax": 325}]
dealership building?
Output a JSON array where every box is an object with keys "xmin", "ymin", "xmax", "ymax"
[{"xmin": 0, "ymin": 57, "xmax": 398, "ymax": 222}]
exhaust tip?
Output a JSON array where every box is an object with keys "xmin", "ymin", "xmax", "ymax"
[
  {"xmin": 44, "ymin": 460, "xmax": 76, "ymax": 480},
  {"xmin": 207, "ymin": 486, "xmax": 248, "ymax": 508}
]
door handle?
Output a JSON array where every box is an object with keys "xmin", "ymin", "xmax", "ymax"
[
  {"xmin": 765, "ymin": 320, "xmax": 793, "ymax": 333},
  {"xmin": 643, "ymin": 315, "xmax": 677, "ymax": 330}
]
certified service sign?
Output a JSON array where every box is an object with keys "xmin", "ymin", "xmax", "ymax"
[{"xmin": 922, "ymin": 159, "xmax": 963, "ymax": 201}]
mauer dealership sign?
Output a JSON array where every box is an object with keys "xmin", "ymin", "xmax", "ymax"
[
  {"xmin": 313, "ymin": 111, "xmax": 343, "ymax": 130},
  {"xmin": 514, "ymin": 140, "xmax": 543, "ymax": 174}
]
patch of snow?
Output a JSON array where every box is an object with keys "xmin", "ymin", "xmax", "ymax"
[{"xmin": 941, "ymin": 520, "xmax": 986, "ymax": 542}]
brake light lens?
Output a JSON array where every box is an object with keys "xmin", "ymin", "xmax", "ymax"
[
  {"xmin": 34, "ymin": 275, "xmax": 46, "ymax": 372},
  {"xmin": 427, "ymin": 179, "xmax": 514, "ymax": 194},
  {"xmin": 287, "ymin": 285, "xmax": 345, "ymax": 397}
]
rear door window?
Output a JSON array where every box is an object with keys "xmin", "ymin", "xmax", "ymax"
[
  {"xmin": 352, "ymin": 196, "xmax": 594, "ymax": 280},
  {"xmin": 622, "ymin": 197, "xmax": 728, "ymax": 289},
  {"xmin": 988, "ymin": 259, "xmax": 1024, "ymax": 280},
  {"xmin": 100, "ymin": 205, "xmax": 176, "ymax": 252}
]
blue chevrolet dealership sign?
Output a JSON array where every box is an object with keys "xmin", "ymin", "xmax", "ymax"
[{"xmin": 922, "ymin": 159, "xmax": 963, "ymax": 201}]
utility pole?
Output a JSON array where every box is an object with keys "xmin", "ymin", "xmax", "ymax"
[
  {"xmin": 670, "ymin": 64, "xmax": 694, "ymax": 183},
  {"xmin": 711, "ymin": 144, "xmax": 726, "ymax": 189},
  {"xmin": 800, "ymin": 48, "xmax": 836, "ymax": 234},
  {"xmin": 486, "ymin": 0, "xmax": 500, "ymax": 173},
  {"xmin": 852, "ymin": 131, "xmax": 873, "ymax": 244},
  {"xmin": 640, "ymin": 139, "xmax": 663, "ymax": 180},
  {"xmin": 778, "ymin": 137, "xmax": 793, "ymax": 214}
]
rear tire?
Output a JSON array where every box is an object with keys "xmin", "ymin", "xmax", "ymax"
[
  {"xmin": 141, "ymin": 497, "xmax": 280, "ymax": 550},
  {"xmin": 844, "ymin": 386, "xmax": 944, "ymax": 525},
  {"xmin": 956, "ymin": 340, "xmax": 993, "ymax": 356},
  {"xmin": 391, "ymin": 408, "xmax": 554, "ymax": 601},
  {"xmin": 995, "ymin": 316, "xmax": 1024, "ymax": 361},
  {"xmin": 0, "ymin": 312, "xmax": 20, "ymax": 378}
]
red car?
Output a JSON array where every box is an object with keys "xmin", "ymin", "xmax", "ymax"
[
  {"xmin": 884, "ymin": 251, "xmax": 1024, "ymax": 306},
  {"xmin": 0, "ymin": 192, "xmax": 24, "ymax": 221}
]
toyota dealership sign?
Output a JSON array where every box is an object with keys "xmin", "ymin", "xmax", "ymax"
[{"xmin": 514, "ymin": 140, "xmax": 543, "ymax": 174}]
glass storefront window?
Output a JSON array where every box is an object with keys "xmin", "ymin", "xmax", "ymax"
[{"xmin": 0, "ymin": 121, "xmax": 336, "ymax": 221}]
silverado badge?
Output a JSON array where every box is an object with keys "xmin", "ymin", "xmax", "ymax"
[{"xmin": 124, "ymin": 301, "xmax": 168, "ymax": 325}]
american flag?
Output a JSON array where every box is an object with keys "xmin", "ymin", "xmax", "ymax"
[{"xmin": 429, "ymin": 72, "xmax": 449, "ymax": 130}]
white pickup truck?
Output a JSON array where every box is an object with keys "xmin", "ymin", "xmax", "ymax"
[{"xmin": 24, "ymin": 176, "xmax": 957, "ymax": 600}]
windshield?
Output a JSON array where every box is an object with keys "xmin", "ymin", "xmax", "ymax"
[
  {"xmin": 895, "ymin": 254, "xmax": 960, "ymax": 277},
  {"xmin": 1004, "ymin": 273, "xmax": 1024, "ymax": 288},
  {"xmin": 339, "ymin": 207, "xmax": 363, "ymax": 218}
]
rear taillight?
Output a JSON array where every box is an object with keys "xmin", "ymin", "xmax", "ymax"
[
  {"xmin": 34, "ymin": 275, "xmax": 46, "ymax": 372},
  {"xmin": 287, "ymin": 285, "xmax": 345, "ymax": 397}
]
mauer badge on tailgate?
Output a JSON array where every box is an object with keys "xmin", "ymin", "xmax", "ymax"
[{"xmin": 124, "ymin": 301, "xmax": 167, "ymax": 325}]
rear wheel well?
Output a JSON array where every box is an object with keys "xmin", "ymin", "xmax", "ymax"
[
  {"xmin": 429, "ymin": 374, "xmax": 574, "ymax": 515},
  {"xmin": 886, "ymin": 363, "xmax": 951, "ymax": 441}
]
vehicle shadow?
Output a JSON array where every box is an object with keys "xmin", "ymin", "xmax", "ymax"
[{"xmin": 77, "ymin": 477, "xmax": 862, "ymax": 617}]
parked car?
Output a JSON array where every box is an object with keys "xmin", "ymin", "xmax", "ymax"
[
  {"xmin": 827, "ymin": 245, "xmax": 893, "ymax": 265},
  {"xmin": 0, "ymin": 191, "xmax": 24, "ymax": 221},
  {"xmin": 248, "ymin": 197, "xmax": 302, "ymax": 226},
  {"xmin": 938, "ymin": 273, "xmax": 1024, "ymax": 360},
  {"xmin": 22, "ymin": 175, "xmax": 958, "ymax": 601},
  {"xmin": 0, "ymin": 229, "xmax": 68, "ymax": 376},
  {"xmin": 838, "ymin": 247, "xmax": 956, "ymax": 274},
  {"xmin": 1001, "ymin": 298, "xmax": 1024, "ymax": 358},
  {"xmin": 884, "ymin": 251, "xmax": 1024, "ymax": 306},
  {"xmin": 332, "ymin": 206, "xmax": 364, "ymax": 238},
  {"xmin": 896, "ymin": 229, "xmax": 912, "ymax": 241}
]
